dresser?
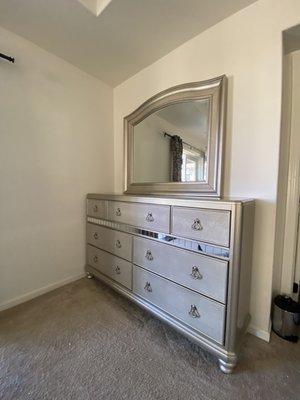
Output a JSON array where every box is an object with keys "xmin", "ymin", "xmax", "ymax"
[{"xmin": 85, "ymin": 194, "xmax": 254, "ymax": 373}]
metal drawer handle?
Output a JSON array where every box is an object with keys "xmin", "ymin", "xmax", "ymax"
[
  {"xmin": 190, "ymin": 266, "xmax": 203, "ymax": 280},
  {"xmin": 93, "ymin": 232, "xmax": 99, "ymax": 240},
  {"xmin": 115, "ymin": 240, "xmax": 122, "ymax": 249},
  {"xmin": 146, "ymin": 212, "xmax": 154, "ymax": 222},
  {"xmin": 93, "ymin": 255, "xmax": 98, "ymax": 263},
  {"xmin": 189, "ymin": 305, "xmax": 200, "ymax": 318},
  {"xmin": 93, "ymin": 204, "xmax": 98, "ymax": 212},
  {"xmin": 144, "ymin": 282, "xmax": 152, "ymax": 292},
  {"xmin": 191, "ymin": 218, "xmax": 203, "ymax": 231},
  {"xmin": 145, "ymin": 250, "xmax": 153, "ymax": 261},
  {"xmin": 115, "ymin": 266, "xmax": 121, "ymax": 275},
  {"xmin": 115, "ymin": 208, "xmax": 121, "ymax": 217}
]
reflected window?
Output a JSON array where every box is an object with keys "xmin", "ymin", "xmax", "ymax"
[{"xmin": 181, "ymin": 144, "xmax": 206, "ymax": 182}]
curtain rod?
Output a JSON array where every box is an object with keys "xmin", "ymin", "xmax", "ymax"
[
  {"xmin": 0, "ymin": 52, "xmax": 15, "ymax": 63},
  {"xmin": 163, "ymin": 132, "xmax": 204, "ymax": 154}
]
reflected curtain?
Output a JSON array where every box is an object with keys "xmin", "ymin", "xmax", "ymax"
[{"xmin": 170, "ymin": 135, "xmax": 183, "ymax": 182}]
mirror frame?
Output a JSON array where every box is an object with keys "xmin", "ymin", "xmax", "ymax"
[{"xmin": 124, "ymin": 75, "xmax": 227, "ymax": 197}]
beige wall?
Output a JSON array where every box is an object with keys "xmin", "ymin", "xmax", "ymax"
[
  {"xmin": 113, "ymin": 0, "xmax": 300, "ymax": 339},
  {"xmin": 0, "ymin": 26, "xmax": 114, "ymax": 310}
]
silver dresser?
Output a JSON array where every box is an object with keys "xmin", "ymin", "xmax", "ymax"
[{"xmin": 85, "ymin": 194, "xmax": 254, "ymax": 373}]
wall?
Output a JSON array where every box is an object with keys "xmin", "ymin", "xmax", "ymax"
[
  {"xmin": 0, "ymin": 26, "xmax": 114, "ymax": 310},
  {"xmin": 113, "ymin": 0, "xmax": 300, "ymax": 340}
]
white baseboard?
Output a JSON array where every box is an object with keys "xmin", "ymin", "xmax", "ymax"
[
  {"xmin": 0, "ymin": 273, "xmax": 85, "ymax": 312},
  {"xmin": 248, "ymin": 322, "xmax": 271, "ymax": 342}
]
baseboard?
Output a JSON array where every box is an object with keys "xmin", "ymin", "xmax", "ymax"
[
  {"xmin": 247, "ymin": 322, "xmax": 271, "ymax": 342},
  {"xmin": 0, "ymin": 273, "xmax": 85, "ymax": 312}
]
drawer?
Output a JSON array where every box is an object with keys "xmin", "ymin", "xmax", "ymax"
[
  {"xmin": 86, "ymin": 223, "xmax": 132, "ymax": 261},
  {"xmin": 133, "ymin": 236, "xmax": 228, "ymax": 303},
  {"xmin": 87, "ymin": 199, "xmax": 107, "ymax": 219},
  {"xmin": 87, "ymin": 245, "xmax": 132, "ymax": 289},
  {"xmin": 107, "ymin": 201, "xmax": 170, "ymax": 233},
  {"xmin": 133, "ymin": 266, "xmax": 225, "ymax": 344},
  {"xmin": 172, "ymin": 207, "xmax": 230, "ymax": 247}
]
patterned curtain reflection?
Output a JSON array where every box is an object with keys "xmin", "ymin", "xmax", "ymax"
[{"xmin": 170, "ymin": 135, "xmax": 183, "ymax": 182}]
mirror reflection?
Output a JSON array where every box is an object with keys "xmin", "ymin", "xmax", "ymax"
[{"xmin": 133, "ymin": 99, "xmax": 210, "ymax": 183}]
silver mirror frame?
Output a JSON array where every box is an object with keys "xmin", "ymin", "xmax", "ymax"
[{"xmin": 124, "ymin": 75, "xmax": 227, "ymax": 197}]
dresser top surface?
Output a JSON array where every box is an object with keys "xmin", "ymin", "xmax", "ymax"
[{"xmin": 87, "ymin": 193, "xmax": 254, "ymax": 208}]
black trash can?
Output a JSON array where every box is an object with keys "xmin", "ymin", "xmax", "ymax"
[{"xmin": 272, "ymin": 295, "xmax": 300, "ymax": 342}]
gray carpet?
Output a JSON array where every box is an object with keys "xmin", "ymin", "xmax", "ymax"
[{"xmin": 0, "ymin": 278, "xmax": 299, "ymax": 400}]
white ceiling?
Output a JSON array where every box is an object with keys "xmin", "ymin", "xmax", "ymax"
[{"xmin": 0, "ymin": 0, "xmax": 257, "ymax": 87}]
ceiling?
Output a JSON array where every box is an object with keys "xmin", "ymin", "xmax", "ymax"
[{"xmin": 0, "ymin": 0, "xmax": 257, "ymax": 87}]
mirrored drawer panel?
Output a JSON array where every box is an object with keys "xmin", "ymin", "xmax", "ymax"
[
  {"xmin": 87, "ymin": 199, "xmax": 107, "ymax": 219},
  {"xmin": 133, "ymin": 236, "xmax": 228, "ymax": 303},
  {"xmin": 87, "ymin": 245, "xmax": 132, "ymax": 290},
  {"xmin": 133, "ymin": 266, "xmax": 225, "ymax": 344},
  {"xmin": 86, "ymin": 223, "xmax": 132, "ymax": 261},
  {"xmin": 107, "ymin": 201, "xmax": 170, "ymax": 233},
  {"xmin": 172, "ymin": 207, "xmax": 231, "ymax": 247}
]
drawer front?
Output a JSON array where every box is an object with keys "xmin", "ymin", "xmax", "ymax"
[
  {"xmin": 87, "ymin": 245, "xmax": 132, "ymax": 289},
  {"xmin": 133, "ymin": 266, "xmax": 225, "ymax": 344},
  {"xmin": 86, "ymin": 223, "xmax": 132, "ymax": 261},
  {"xmin": 133, "ymin": 236, "xmax": 228, "ymax": 303},
  {"xmin": 107, "ymin": 201, "xmax": 170, "ymax": 233},
  {"xmin": 87, "ymin": 199, "xmax": 107, "ymax": 219},
  {"xmin": 172, "ymin": 207, "xmax": 230, "ymax": 247}
]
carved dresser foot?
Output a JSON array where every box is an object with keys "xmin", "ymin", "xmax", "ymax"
[{"xmin": 218, "ymin": 358, "xmax": 237, "ymax": 374}]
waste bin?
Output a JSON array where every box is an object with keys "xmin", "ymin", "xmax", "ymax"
[{"xmin": 272, "ymin": 295, "xmax": 300, "ymax": 342}]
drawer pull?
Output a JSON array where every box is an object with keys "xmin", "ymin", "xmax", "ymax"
[
  {"xmin": 144, "ymin": 281, "xmax": 152, "ymax": 292},
  {"xmin": 115, "ymin": 240, "xmax": 122, "ymax": 249},
  {"xmin": 93, "ymin": 255, "xmax": 98, "ymax": 263},
  {"xmin": 93, "ymin": 232, "xmax": 99, "ymax": 240},
  {"xmin": 191, "ymin": 218, "xmax": 203, "ymax": 231},
  {"xmin": 145, "ymin": 250, "xmax": 153, "ymax": 261},
  {"xmin": 190, "ymin": 266, "xmax": 203, "ymax": 280},
  {"xmin": 115, "ymin": 266, "xmax": 121, "ymax": 274},
  {"xmin": 93, "ymin": 204, "xmax": 98, "ymax": 212},
  {"xmin": 189, "ymin": 305, "xmax": 200, "ymax": 318},
  {"xmin": 146, "ymin": 212, "xmax": 154, "ymax": 222},
  {"xmin": 115, "ymin": 208, "xmax": 121, "ymax": 217}
]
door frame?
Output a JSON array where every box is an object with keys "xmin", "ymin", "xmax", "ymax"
[{"xmin": 280, "ymin": 51, "xmax": 300, "ymax": 296}]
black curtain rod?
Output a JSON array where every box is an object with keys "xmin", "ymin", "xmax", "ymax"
[
  {"xmin": 163, "ymin": 132, "xmax": 203, "ymax": 154},
  {"xmin": 0, "ymin": 52, "xmax": 15, "ymax": 63}
]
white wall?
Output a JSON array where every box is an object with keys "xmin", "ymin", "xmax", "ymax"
[
  {"xmin": 113, "ymin": 0, "xmax": 300, "ymax": 340},
  {"xmin": 0, "ymin": 26, "xmax": 114, "ymax": 310}
]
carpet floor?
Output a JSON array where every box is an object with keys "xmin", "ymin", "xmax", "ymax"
[{"xmin": 0, "ymin": 278, "xmax": 299, "ymax": 400}]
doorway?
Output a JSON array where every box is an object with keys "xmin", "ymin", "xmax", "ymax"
[{"xmin": 273, "ymin": 26, "xmax": 300, "ymax": 301}]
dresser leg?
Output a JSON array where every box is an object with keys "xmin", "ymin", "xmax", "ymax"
[
  {"xmin": 218, "ymin": 358, "xmax": 236, "ymax": 374},
  {"xmin": 86, "ymin": 271, "xmax": 94, "ymax": 279}
]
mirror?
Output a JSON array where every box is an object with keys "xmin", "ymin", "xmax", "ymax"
[
  {"xmin": 124, "ymin": 76, "xmax": 226, "ymax": 197},
  {"xmin": 133, "ymin": 99, "xmax": 210, "ymax": 184}
]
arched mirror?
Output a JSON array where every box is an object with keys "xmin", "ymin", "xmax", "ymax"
[{"xmin": 124, "ymin": 75, "xmax": 227, "ymax": 197}]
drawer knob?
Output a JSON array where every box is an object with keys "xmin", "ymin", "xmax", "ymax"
[
  {"xmin": 93, "ymin": 204, "xmax": 98, "ymax": 212},
  {"xmin": 93, "ymin": 232, "xmax": 99, "ymax": 240},
  {"xmin": 191, "ymin": 218, "xmax": 203, "ymax": 231},
  {"xmin": 115, "ymin": 266, "xmax": 121, "ymax": 274},
  {"xmin": 144, "ymin": 281, "xmax": 152, "ymax": 292},
  {"xmin": 145, "ymin": 250, "xmax": 153, "ymax": 261},
  {"xmin": 146, "ymin": 212, "xmax": 154, "ymax": 222},
  {"xmin": 189, "ymin": 305, "xmax": 200, "ymax": 318},
  {"xmin": 93, "ymin": 255, "xmax": 98, "ymax": 263},
  {"xmin": 190, "ymin": 266, "xmax": 203, "ymax": 280},
  {"xmin": 115, "ymin": 240, "xmax": 122, "ymax": 249},
  {"xmin": 115, "ymin": 208, "xmax": 121, "ymax": 217}
]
